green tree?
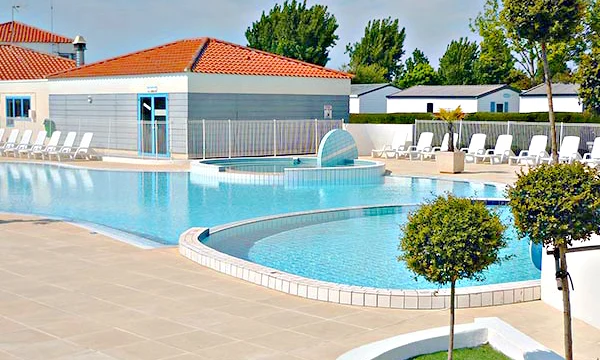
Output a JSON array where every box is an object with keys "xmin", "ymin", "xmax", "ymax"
[
  {"xmin": 438, "ymin": 38, "xmax": 479, "ymax": 85},
  {"xmin": 346, "ymin": 17, "xmax": 406, "ymax": 81},
  {"xmin": 501, "ymin": 0, "xmax": 585, "ymax": 163},
  {"xmin": 578, "ymin": 48, "xmax": 600, "ymax": 113},
  {"xmin": 346, "ymin": 63, "xmax": 387, "ymax": 84},
  {"xmin": 471, "ymin": 0, "xmax": 515, "ymax": 84},
  {"xmin": 435, "ymin": 106, "xmax": 466, "ymax": 152},
  {"xmin": 397, "ymin": 49, "xmax": 440, "ymax": 88},
  {"xmin": 507, "ymin": 163, "xmax": 600, "ymax": 360},
  {"xmin": 245, "ymin": 0, "xmax": 339, "ymax": 66},
  {"xmin": 400, "ymin": 195, "xmax": 506, "ymax": 360}
]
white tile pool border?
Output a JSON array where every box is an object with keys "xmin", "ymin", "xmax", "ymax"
[{"xmin": 179, "ymin": 203, "xmax": 541, "ymax": 309}]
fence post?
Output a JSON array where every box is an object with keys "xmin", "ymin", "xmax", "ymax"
[
  {"xmin": 202, "ymin": 119, "xmax": 206, "ymax": 160},
  {"xmin": 315, "ymin": 118, "xmax": 319, "ymax": 154},
  {"xmin": 559, "ymin": 122, "xmax": 564, "ymax": 146},
  {"xmin": 507, "ymin": 120, "xmax": 511, "ymax": 135},
  {"xmin": 458, "ymin": 119, "xmax": 463, "ymax": 146},
  {"xmin": 413, "ymin": 119, "xmax": 417, "ymax": 145},
  {"xmin": 228, "ymin": 119, "xmax": 232, "ymax": 159},
  {"xmin": 273, "ymin": 119, "xmax": 277, "ymax": 157}
]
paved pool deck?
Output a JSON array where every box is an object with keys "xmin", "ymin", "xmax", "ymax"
[{"xmin": 0, "ymin": 157, "xmax": 598, "ymax": 359}]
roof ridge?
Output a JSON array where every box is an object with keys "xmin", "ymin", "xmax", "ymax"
[
  {"xmin": 184, "ymin": 37, "xmax": 209, "ymax": 72},
  {"xmin": 206, "ymin": 37, "xmax": 351, "ymax": 77},
  {"xmin": 50, "ymin": 38, "xmax": 204, "ymax": 78}
]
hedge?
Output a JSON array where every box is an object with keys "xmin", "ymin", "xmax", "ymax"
[{"xmin": 349, "ymin": 112, "xmax": 600, "ymax": 124}]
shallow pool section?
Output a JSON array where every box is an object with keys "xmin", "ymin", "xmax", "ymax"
[
  {"xmin": 0, "ymin": 162, "xmax": 505, "ymax": 245},
  {"xmin": 180, "ymin": 204, "xmax": 541, "ymax": 309},
  {"xmin": 190, "ymin": 157, "xmax": 386, "ymax": 186}
]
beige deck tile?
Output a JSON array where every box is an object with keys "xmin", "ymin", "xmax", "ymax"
[
  {"xmin": 254, "ymin": 310, "xmax": 323, "ymax": 329},
  {"xmin": 158, "ymin": 330, "xmax": 235, "ymax": 353},
  {"xmin": 53, "ymin": 350, "xmax": 118, "ymax": 359},
  {"xmin": 0, "ymin": 329, "xmax": 56, "ymax": 352},
  {"xmin": 103, "ymin": 340, "xmax": 185, "ymax": 360},
  {"xmin": 215, "ymin": 301, "xmax": 282, "ymax": 319},
  {"xmin": 198, "ymin": 341, "xmax": 285, "ymax": 360},
  {"xmin": 294, "ymin": 302, "xmax": 363, "ymax": 319},
  {"xmin": 160, "ymin": 354, "xmax": 206, "ymax": 360},
  {"xmin": 247, "ymin": 330, "xmax": 321, "ymax": 353},
  {"xmin": 167, "ymin": 308, "xmax": 240, "ymax": 329},
  {"xmin": 67, "ymin": 329, "xmax": 145, "ymax": 350},
  {"xmin": 116, "ymin": 318, "xmax": 195, "ymax": 339},
  {"xmin": 207, "ymin": 317, "xmax": 281, "ymax": 341},
  {"xmin": 36, "ymin": 318, "xmax": 110, "ymax": 338},
  {"xmin": 291, "ymin": 320, "xmax": 370, "ymax": 341},
  {"xmin": 334, "ymin": 310, "xmax": 408, "ymax": 329},
  {"xmin": 0, "ymin": 318, "xmax": 28, "ymax": 335},
  {"xmin": 289, "ymin": 340, "xmax": 357, "ymax": 360},
  {"xmin": 3, "ymin": 339, "xmax": 85, "ymax": 360}
]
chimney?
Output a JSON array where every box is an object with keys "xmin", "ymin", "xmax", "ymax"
[{"xmin": 73, "ymin": 35, "xmax": 87, "ymax": 67}]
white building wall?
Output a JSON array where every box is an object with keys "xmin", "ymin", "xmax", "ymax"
[
  {"xmin": 541, "ymin": 236, "xmax": 600, "ymax": 329},
  {"xmin": 188, "ymin": 73, "xmax": 350, "ymax": 96},
  {"xmin": 520, "ymin": 96, "xmax": 583, "ymax": 113},
  {"xmin": 48, "ymin": 74, "xmax": 189, "ymax": 95},
  {"xmin": 349, "ymin": 97, "xmax": 360, "ymax": 114},
  {"xmin": 345, "ymin": 123, "xmax": 414, "ymax": 156},
  {"xmin": 477, "ymin": 89, "xmax": 520, "ymax": 112},
  {"xmin": 387, "ymin": 98, "xmax": 478, "ymax": 113},
  {"xmin": 358, "ymin": 87, "xmax": 401, "ymax": 113},
  {"xmin": 0, "ymin": 79, "xmax": 49, "ymax": 132}
]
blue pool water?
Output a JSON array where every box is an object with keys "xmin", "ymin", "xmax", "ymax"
[
  {"xmin": 244, "ymin": 206, "xmax": 538, "ymax": 289},
  {"xmin": 0, "ymin": 162, "xmax": 502, "ymax": 246}
]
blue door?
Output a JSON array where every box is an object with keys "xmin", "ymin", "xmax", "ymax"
[{"xmin": 138, "ymin": 94, "xmax": 169, "ymax": 156}]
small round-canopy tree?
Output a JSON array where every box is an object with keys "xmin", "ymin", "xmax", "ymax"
[
  {"xmin": 435, "ymin": 106, "xmax": 466, "ymax": 152},
  {"xmin": 507, "ymin": 163, "xmax": 600, "ymax": 360},
  {"xmin": 399, "ymin": 195, "xmax": 506, "ymax": 360}
]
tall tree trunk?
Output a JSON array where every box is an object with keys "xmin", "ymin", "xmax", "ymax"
[
  {"xmin": 559, "ymin": 244, "xmax": 573, "ymax": 360},
  {"xmin": 540, "ymin": 42, "xmax": 558, "ymax": 162},
  {"xmin": 448, "ymin": 280, "xmax": 456, "ymax": 360}
]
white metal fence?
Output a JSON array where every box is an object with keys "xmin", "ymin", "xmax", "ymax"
[
  {"xmin": 415, "ymin": 120, "xmax": 600, "ymax": 154},
  {"xmin": 47, "ymin": 118, "xmax": 344, "ymax": 159}
]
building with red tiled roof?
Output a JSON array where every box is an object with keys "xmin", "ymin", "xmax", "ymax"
[
  {"xmin": 0, "ymin": 45, "xmax": 75, "ymax": 132},
  {"xmin": 0, "ymin": 21, "xmax": 76, "ymax": 60},
  {"xmin": 47, "ymin": 38, "xmax": 351, "ymax": 158}
]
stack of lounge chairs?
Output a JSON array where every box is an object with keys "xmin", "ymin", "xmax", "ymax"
[{"xmin": 0, "ymin": 128, "xmax": 99, "ymax": 161}]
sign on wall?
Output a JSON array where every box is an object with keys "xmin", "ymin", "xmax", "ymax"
[{"xmin": 324, "ymin": 104, "xmax": 333, "ymax": 119}]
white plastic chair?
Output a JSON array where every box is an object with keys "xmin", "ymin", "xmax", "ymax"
[
  {"xmin": 71, "ymin": 133, "xmax": 99, "ymax": 160},
  {"xmin": 48, "ymin": 131, "xmax": 77, "ymax": 161},
  {"xmin": 371, "ymin": 132, "xmax": 409, "ymax": 158},
  {"xmin": 426, "ymin": 133, "xmax": 458, "ymax": 160},
  {"xmin": 32, "ymin": 131, "xmax": 61, "ymax": 159},
  {"xmin": 0, "ymin": 129, "xmax": 20, "ymax": 155},
  {"xmin": 3, "ymin": 129, "xmax": 31, "ymax": 157},
  {"xmin": 581, "ymin": 137, "xmax": 600, "ymax": 167},
  {"xmin": 461, "ymin": 133, "xmax": 487, "ymax": 163},
  {"xmin": 539, "ymin": 136, "xmax": 581, "ymax": 164},
  {"xmin": 475, "ymin": 135, "xmax": 514, "ymax": 164},
  {"xmin": 509, "ymin": 135, "xmax": 549, "ymax": 165},
  {"xmin": 397, "ymin": 132, "xmax": 433, "ymax": 160},
  {"xmin": 18, "ymin": 130, "xmax": 46, "ymax": 158},
  {"xmin": 0, "ymin": 128, "xmax": 5, "ymax": 145}
]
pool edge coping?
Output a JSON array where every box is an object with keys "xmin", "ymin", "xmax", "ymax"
[{"xmin": 178, "ymin": 203, "xmax": 541, "ymax": 310}]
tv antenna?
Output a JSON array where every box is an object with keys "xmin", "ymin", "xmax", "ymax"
[{"xmin": 11, "ymin": 5, "xmax": 21, "ymax": 43}]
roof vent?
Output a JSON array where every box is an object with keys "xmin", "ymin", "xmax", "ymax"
[{"xmin": 73, "ymin": 35, "xmax": 86, "ymax": 67}]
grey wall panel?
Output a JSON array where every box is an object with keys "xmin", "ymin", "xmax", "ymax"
[
  {"xmin": 49, "ymin": 93, "xmax": 189, "ymax": 155},
  {"xmin": 187, "ymin": 93, "xmax": 349, "ymax": 121},
  {"xmin": 359, "ymin": 87, "xmax": 399, "ymax": 114}
]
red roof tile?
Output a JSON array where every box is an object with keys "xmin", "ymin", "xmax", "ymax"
[
  {"xmin": 50, "ymin": 38, "xmax": 351, "ymax": 79},
  {"xmin": 0, "ymin": 21, "xmax": 72, "ymax": 43},
  {"xmin": 0, "ymin": 45, "xmax": 76, "ymax": 80}
]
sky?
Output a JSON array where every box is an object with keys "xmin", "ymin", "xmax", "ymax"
[{"xmin": 2, "ymin": 0, "xmax": 484, "ymax": 69}]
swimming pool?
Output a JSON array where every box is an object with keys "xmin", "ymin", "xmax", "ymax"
[{"xmin": 0, "ymin": 162, "xmax": 504, "ymax": 245}]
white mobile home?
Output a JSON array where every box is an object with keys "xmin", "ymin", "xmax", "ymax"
[
  {"xmin": 386, "ymin": 85, "xmax": 520, "ymax": 113},
  {"xmin": 520, "ymin": 83, "xmax": 583, "ymax": 113},
  {"xmin": 350, "ymin": 83, "xmax": 400, "ymax": 114}
]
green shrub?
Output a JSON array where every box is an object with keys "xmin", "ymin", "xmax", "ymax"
[{"xmin": 349, "ymin": 112, "xmax": 600, "ymax": 124}]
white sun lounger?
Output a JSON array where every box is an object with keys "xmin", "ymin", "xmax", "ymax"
[
  {"xmin": 31, "ymin": 131, "xmax": 61, "ymax": 159},
  {"xmin": 461, "ymin": 133, "xmax": 487, "ymax": 163},
  {"xmin": 475, "ymin": 134, "xmax": 514, "ymax": 164},
  {"xmin": 18, "ymin": 130, "xmax": 46, "ymax": 158},
  {"xmin": 426, "ymin": 133, "xmax": 458, "ymax": 160},
  {"xmin": 71, "ymin": 132, "xmax": 99, "ymax": 160},
  {"xmin": 47, "ymin": 131, "xmax": 77, "ymax": 161},
  {"xmin": 539, "ymin": 136, "xmax": 582, "ymax": 164},
  {"xmin": 397, "ymin": 132, "xmax": 433, "ymax": 160},
  {"xmin": 509, "ymin": 135, "xmax": 549, "ymax": 166},
  {"xmin": 371, "ymin": 132, "xmax": 409, "ymax": 158},
  {"xmin": 3, "ymin": 129, "xmax": 32, "ymax": 157},
  {"xmin": 0, "ymin": 128, "xmax": 5, "ymax": 145},
  {"xmin": 0, "ymin": 129, "xmax": 20, "ymax": 155},
  {"xmin": 581, "ymin": 137, "xmax": 600, "ymax": 167}
]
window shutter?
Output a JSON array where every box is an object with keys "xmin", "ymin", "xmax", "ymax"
[
  {"xmin": 504, "ymin": 102, "xmax": 509, "ymax": 113},
  {"xmin": 490, "ymin": 102, "xmax": 496, "ymax": 112}
]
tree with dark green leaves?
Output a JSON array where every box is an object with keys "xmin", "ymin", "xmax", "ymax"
[
  {"xmin": 397, "ymin": 49, "xmax": 440, "ymax": 88},
  {"xmin": 346, "ymin": 63, "xmax": 387, "ymax": 84},
  {"xmin": 501, "ymin": 0, "xmax": 585, "ymax": 163},
  {"xmin": 245, "ymin": 0, "xmax": 338, "ymax": 66},
  {"xmin": 507, "ymin": 163, "xmax": 600, "ymax": 360},
  {"xmin": 578, "ymin": 0, "xmax": 600, "ymax": 113},
  {"xmin": 438, "ymin": 38, "xmax": 479, "ymax": 85},
  {"xmin": 470, "ymin": 0, "xmax": 514, "ymax": 84},
  {"xmin": 346, "ymin": 17, "xmax": 406, "ymax": 81},
  {"xmin": 400, "ymin": 195, "xmax": 506, "ymax": 360}
]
